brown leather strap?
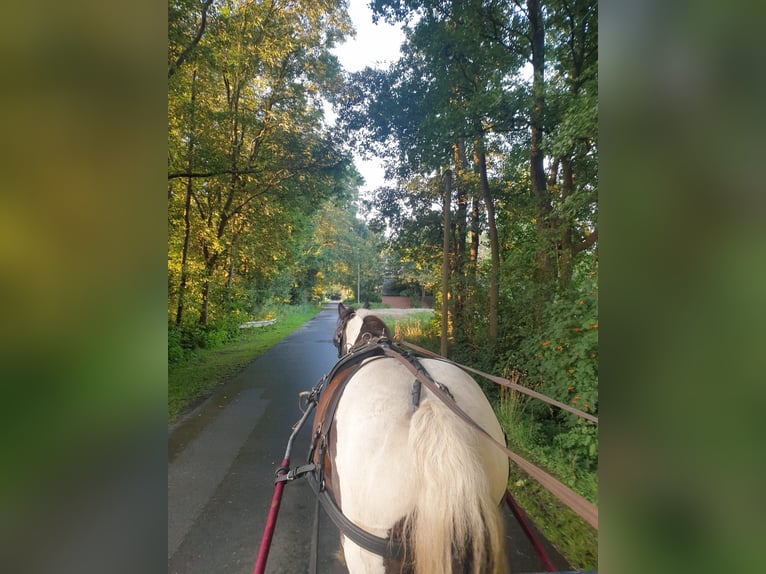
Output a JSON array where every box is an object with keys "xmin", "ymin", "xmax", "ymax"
[
  {"xmin": 307, "ymin": 473, "xmax": 404, "ymax": 559},
  {"xmin": 384, "ymin": 348, "xmax": 599, "ymax": 530}
]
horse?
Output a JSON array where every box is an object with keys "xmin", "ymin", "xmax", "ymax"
[{"xmin": 312, "ymin": 302, "xmax": 509, "ymax": 574}]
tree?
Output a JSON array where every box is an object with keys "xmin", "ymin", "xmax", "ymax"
[
  {"xmin": 168, "ymin": 0, "xmax": 354, "ymax": 330},
  {"xmin": 441, "ymin": 170, "xmax": 452, "ymax": 356},
  {"xmin": 547, "ymin": 0, "xmax": 598, "ymax": 293}
]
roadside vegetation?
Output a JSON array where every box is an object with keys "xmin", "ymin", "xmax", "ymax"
[{"xmin": 168, "ymin": 304, "xmax": 321, "ymax": 422}]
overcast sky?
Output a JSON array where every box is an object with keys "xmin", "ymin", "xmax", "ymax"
[{"xmin": 330, "ymin": 0, "xmax": 405, "ymax": 198}]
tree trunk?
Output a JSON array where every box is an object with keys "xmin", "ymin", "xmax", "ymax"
[
  {"xmin": 175, "ymin": 68, "xmax": 197, "ymax": 327},
  {"xmin": 454, "ymin": 139, "xmax": 469, "ymax": 266},
  {"xmin": 469, "ymin": 136, "xmax": 481, "ymax": 275},
  {"xmin": 475, "ymin": 136, "xmax": 499, "ymax": 347},
  {"xmin": 175, "ymin": 175, "xmax": 193, "ymax": 326},
  {"xmin": 528, "ymin": 0, "xmax": 555, "ymax": 324},
  {"xmin": 467, "ymin": 163, "xmax": 481, "ymax": 338},
  {"xmin": 469, "ymin": 190, "xmax": 480, "ymax": 268},
  {"xmin": 441, "ymin": 170, "xmax": 452, "ymax": 357},
  {"xmin": 227, "ymin": 234, "xmax": 238, "ymax": 304},
  {"xmin": 168, "ymin": 0, "xmax": 215, "ymax": 78},
  {"xmin": 197, "ymin": 74, "xmax": 242, "ymax": 326},
  {"xmin": 558, "ymin": 157, "xmax": 574, "ymax": 293},
  {"xmin": 199, "ymin": 278, "xmax": 210, "ymax": 326},
  {"xmin": 453, "ymin": 139, "xmax": 470, "ymax": 339},
  {"xmin": 198, "ymin": 242, "xmax": 217, "ymax": 325}
]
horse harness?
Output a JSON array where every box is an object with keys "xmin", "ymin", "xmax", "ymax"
[
  {"xmin": 276, "ymin": 335, "xmax": 460, "ymax": 566},
  {"xmin": 257, "ymin": 311, "xmax": 575, "ymax": 572}
]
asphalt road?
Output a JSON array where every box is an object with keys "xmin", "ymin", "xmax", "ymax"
[{"xmin": 168, "ymin": 303, "xmax": 571, "ymax": 574}]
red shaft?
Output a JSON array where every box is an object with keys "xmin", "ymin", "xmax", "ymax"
[
  {"xmin": 253, "ymin": 458, "xmax": 289, "ymax": 574},
  {"xmin": 505, "ymin": 489, "xmax": 557, "ymax": 572}
]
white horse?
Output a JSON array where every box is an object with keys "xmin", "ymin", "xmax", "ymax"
[{"xmin": 314, "ymin": 303, "xmax": 509, "ymax": 574}]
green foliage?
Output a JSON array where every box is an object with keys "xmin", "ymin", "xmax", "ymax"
[
  {"xmin": 495, "ymin": 386, "xmax": 598, "ymax": 570},
  {"xmin": 506, "ymin": 459, "xmax": 598, "ymax": 570},
  {"xmin": 496, "ymin": 389, "xmax": 598, "ymax": 503},
  {"xmin": 479, "ymin": 379, "xmax": 597, "ymax": 570},
  {"xmin": 168, "ymin": 0, "xmax": 359, "ymax": 331},
  {"xmin": 168, "ymin": 312, "xmax": 244, "ymax": 365},
  {"xmin": 168, "ymin": 303, "xmax": 321, "ymax": 421},
  {"xmin": 385, "ymin": 312, "xmax": 441, "ymax": 349},
  {"xmin": 498, "ymin": 267, "xmax": 599, "ymax": 469},
  {"xmin": 296, "ymin": 197, "xmax": 388, "ymax": 303},
  {"xmin": 168, "ymin": 324, "xmax": 185, "ymax": 364}
]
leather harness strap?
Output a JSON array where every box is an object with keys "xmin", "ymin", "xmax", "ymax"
[
  {"xmin": 311, "ymin": 342, "xmax": 389, "ymax": 490},
  {"xmin": 306, "ymin": 472, "xmax": 405, "ymax": 559},
  {"xmin": 305, "ymin": 338, "xmax": 409, "ymax": 561}
]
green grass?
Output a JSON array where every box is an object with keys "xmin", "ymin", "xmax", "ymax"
[
  {"xmin": 168, "ymin": 304, "xmax": 321, "ymax": 422},
  {"xmin": 506, "ymin": 463, "xmax": 597, "ymax": 570},
  {"xmin": 496, "ymin": 390, "xmax": 598, "ymax": 570}
]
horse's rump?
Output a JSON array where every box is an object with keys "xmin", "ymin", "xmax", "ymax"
[{"xmin": 328, "ymin": 356, "xmax": 509, "ymax": 573}]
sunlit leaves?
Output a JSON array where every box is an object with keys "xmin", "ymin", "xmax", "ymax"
[{"xmin": 168, "ymin": 0, "xmax": 356, "ymax": 324}]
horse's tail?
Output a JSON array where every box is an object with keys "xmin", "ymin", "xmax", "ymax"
[{"xmin": 404, "ymin": 399, "xmax": 507, "ymax": 574}]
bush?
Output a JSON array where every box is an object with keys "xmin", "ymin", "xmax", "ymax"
[
  {"xmin": 360, "ymin": 290, "xmax": 382, "ymax": 303},
  {"xmin": 168, "ymin": 324, "xmax": 185, "ymax": 365},
  {"xmin": 499, "ymin": 277, "xmax": 599, "ymax": 472},
  {"xmin": 169, "ymin": 310, "xmax": 248, "ymax": 363}
]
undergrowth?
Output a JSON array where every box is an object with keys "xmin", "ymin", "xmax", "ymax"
[{"xmin": 496, "ymin": 388, "xmax": 598, "ymax": 570}]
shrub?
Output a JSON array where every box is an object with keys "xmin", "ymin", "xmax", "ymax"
[
  {"xmin": 499, "ymin": 279, "xmax": 599, "ymax": 472},
  {"xmin": 168, "ymin": 324, "xmax": 185, "ymax": 365}
]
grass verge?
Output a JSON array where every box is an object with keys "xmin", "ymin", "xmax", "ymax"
[{"xmin": 168, "ymin": 304, "xmax": 321, "ymax": 423}]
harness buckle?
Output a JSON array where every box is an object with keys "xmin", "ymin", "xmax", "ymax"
[{"xmin": 274, "ymin": 463, "xmax": 316, "ymax": 484}]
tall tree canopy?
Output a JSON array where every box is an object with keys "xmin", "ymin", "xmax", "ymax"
[{"xmin": 168, "ymin": 0, "xmax": 372, "ymax": 334}]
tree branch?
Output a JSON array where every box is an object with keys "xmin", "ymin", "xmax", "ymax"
[
  {"xmin": 169, "ymin": 168, "xmax": 262, "ymax": 180},
  {"xmin": 573, "ymin": 228, "xmax": 598, "ymax": 254},
  {"xmin": 169, "ymin": 0, "xmax": 215, "ymax": 78}
]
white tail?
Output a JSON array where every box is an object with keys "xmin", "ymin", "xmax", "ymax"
[{"xmin": 404, "ymin": 399, "xmax": 507, "ymax": 574}]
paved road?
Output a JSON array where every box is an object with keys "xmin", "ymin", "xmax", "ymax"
[{"xmin": 168, "ymin": 303, "xmax": 571, "ymax": 573}]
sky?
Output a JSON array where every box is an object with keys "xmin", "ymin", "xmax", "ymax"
[{"xmin": 329, "ymin": 0, "xmax": 405, "ymax": 198}]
